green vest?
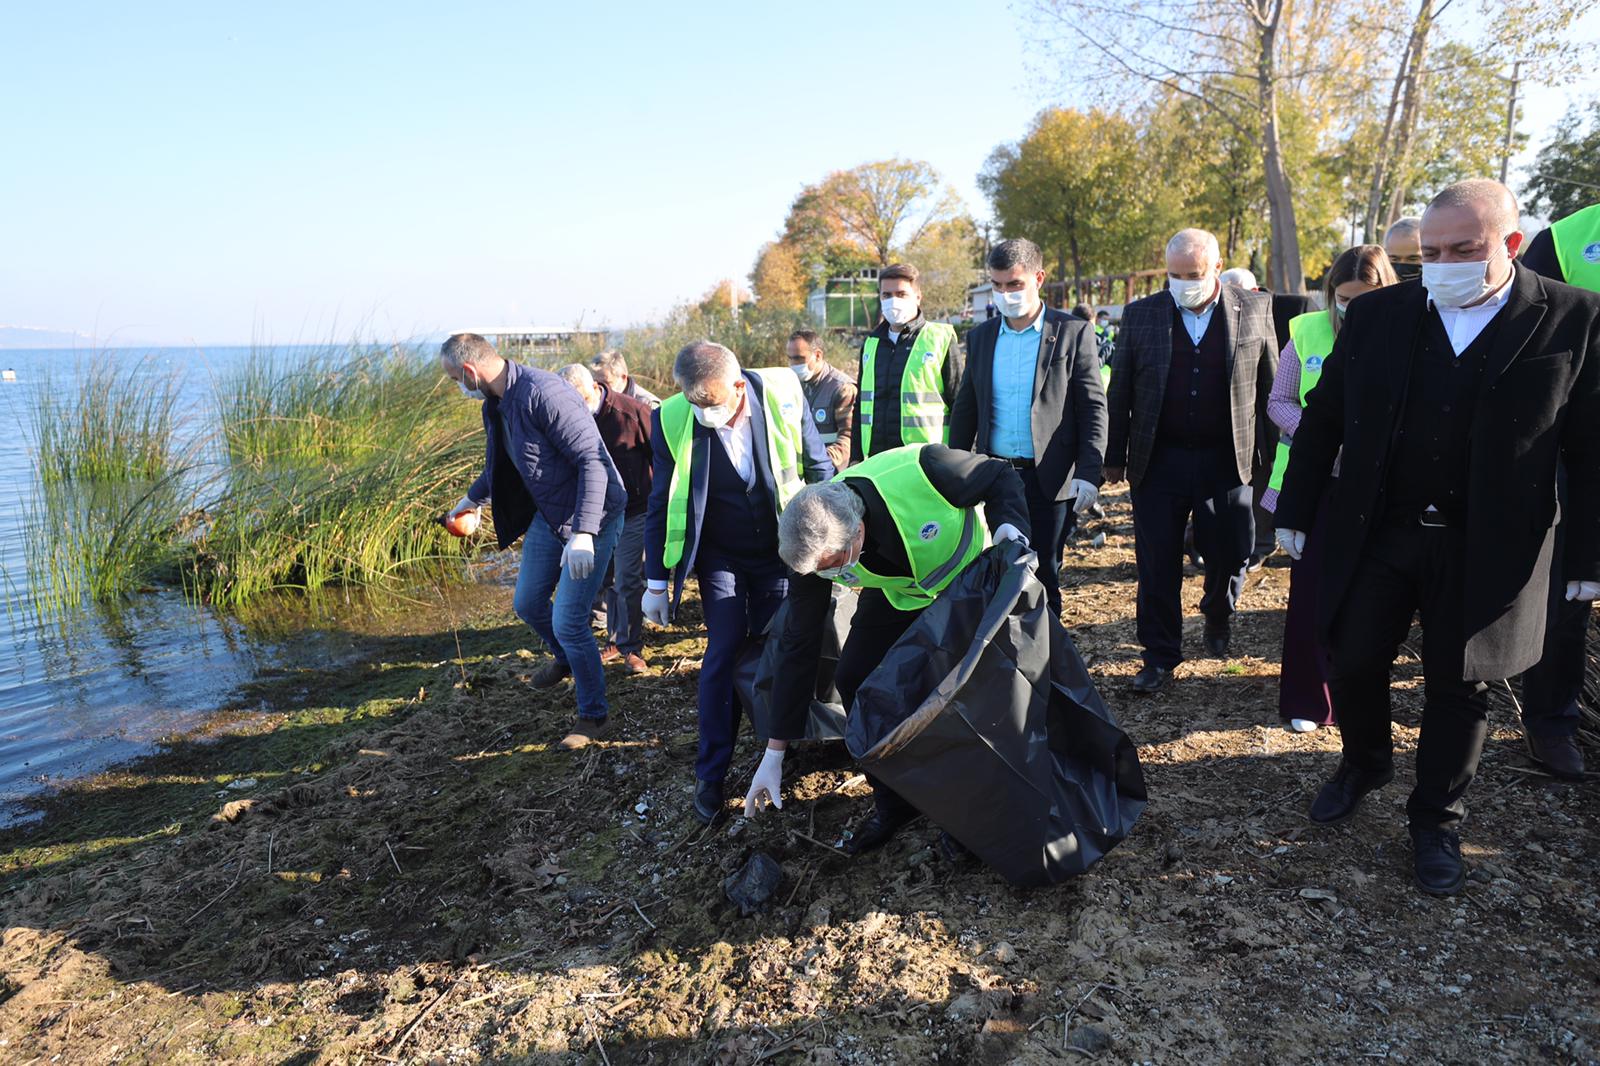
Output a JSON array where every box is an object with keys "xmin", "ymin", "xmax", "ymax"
[
  {"xmin": 659, "ymin": 367, "xmax": 807, "ymax": 570},
  {"xmin": 1551, "ymin": 204, "xmax": 1600, "ymax": 292},
  {"xmin": 827, "ymin": 445, "xmax": 989, "ymax": 611},
  {"xmin": 857, "ymin": 321, "xmax": 956, "ymax": 457},
  {"xmin": 1267, "ymin": 311, "xmax": 1336, "ymax": 493}
]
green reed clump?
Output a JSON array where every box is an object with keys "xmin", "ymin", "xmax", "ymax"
[{"xmin": 31, "ymin": 356, "xmax": 179, "ymax": 483}]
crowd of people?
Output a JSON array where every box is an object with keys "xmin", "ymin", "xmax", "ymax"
[{"xmin": 438, "ymin": 177, "xmax": 1600, "ymax": 899}]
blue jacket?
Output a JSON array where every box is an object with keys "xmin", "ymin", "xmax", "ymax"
[
  {"xmin": 468, "ymin": 360, "xmax": 626, "ymax": 549},
  {"xmin": 644, "ymin": 370, "xmax": 834, "ymax": 601}
]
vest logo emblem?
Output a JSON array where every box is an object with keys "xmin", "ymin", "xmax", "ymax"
[
  {"xmin": 919, "ymin": 521, "xmax": 941, "ymax": 541},
  {"xmin": 815, "ymin": 408, "xmax": 827, "ymax": 423},
  {"xmin": 1304, "ymin": 356, "xmax": 1324, "ymax": 373},
  {"xmin": 922, "ymin": 349, "xmax": 938, "ymax": 364},
  {"xmin": 836, "ymin": 568, "xmax": 859, "ymax": 585},
  {"xmin": 1584, "ymin": 241, "xmax": 1600, "ymax": 264}
]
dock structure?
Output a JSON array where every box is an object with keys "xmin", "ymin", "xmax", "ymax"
[{"xmin": 455, "ymin": 326, "xmax": 611, "ymax": 363}]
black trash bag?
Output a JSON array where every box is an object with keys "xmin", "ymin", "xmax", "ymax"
[
  {"xmin": 846, "ymin": 540, "xmax": 1147, "ymax": 886},
  {"xmin": 736, "ymin": 585, "xmax": 857, "ymax": 742}
]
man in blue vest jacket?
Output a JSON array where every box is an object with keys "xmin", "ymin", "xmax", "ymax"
[{"xmin": 441, "ymin": 333, "xmax": 627, "ymax": 751}]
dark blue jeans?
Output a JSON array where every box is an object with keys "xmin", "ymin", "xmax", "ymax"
[
  {"xmin": 694, "ymin": 552, "xmax": 789, "ymax": 783},
  {"xmin": 513, "ymin": 512, "xmax": 623, "ymax": 720}
]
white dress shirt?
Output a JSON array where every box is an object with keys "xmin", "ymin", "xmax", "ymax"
[
  {"xmin": 1174, "ymin": 281, "xmax": 1223, "ymax": 345},
  {"xmin": 1430, "ymin": 272, "xmax": 1514, "ymax": 355},
  {"xmin": 714, "ymin": 394, "xmax": 755, "ymax": 483}
]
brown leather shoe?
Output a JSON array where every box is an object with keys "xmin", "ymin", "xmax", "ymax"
[
  {"xmin": 622, "ymin": 652, "xmax": 649, "ymax": 675},
  {"xmin": 1527, "ymin": 733, "xmax": 1586, "ymax": 781},
  {"xmin": 557, "ymin": 716, "xmax": 613, "ymax": 751},
  {"xmin": 599, "ymin": 644, "xmax": 622, "ymax": 664}
]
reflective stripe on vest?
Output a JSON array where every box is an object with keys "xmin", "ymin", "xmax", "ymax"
[
  {"xmin": 659, "ymin": 368, "xmax": 808, "ymax": 570},
  {"xmin": 1551, "ymin": 204, "xmax": 1600, "ymax": 292},
  {"xmin": 857, "ymin": 322, "xmax": 955, "ymax": 457},
  {"xmin": 827, "ymin": 445, "xmax": 989, "ymax": 611},
  {"xmin": 1267, "ymin": 311, "xmax": 1337, "ymax": 493}
]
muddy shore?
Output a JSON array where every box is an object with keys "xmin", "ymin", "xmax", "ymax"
[{"xmin": 2, "ymin": 490, "xmax": 1597, "ymax": 1064}]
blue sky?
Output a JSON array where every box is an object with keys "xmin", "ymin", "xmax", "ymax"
[{"xmin": 2, "ymin": 2, "xmax": 1594, "ymax": 347}]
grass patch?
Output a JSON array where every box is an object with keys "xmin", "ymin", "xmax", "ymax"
[{"xmin": 31, "ymin": 355, "xmax": 179, "ymax": 483}]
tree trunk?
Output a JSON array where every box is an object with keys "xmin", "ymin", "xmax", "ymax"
[
  {"xmin": 1258, "ymin": 2, "xmax": 1304, "ymax": 292},
  {"xmin": 1364, "ymin": 0, "xmax": 1433, "ymax": 242},
  {"xmin": 1383, "ymin": 13, "xmax": 1433, "ymax": 228}
]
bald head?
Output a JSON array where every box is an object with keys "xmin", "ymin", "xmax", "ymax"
[
  {"xmin": 1426, "ymin": 180, "xmax": 1519, "ymax": 234},
  {"xmin": 1384, "ymin": 216, "xmax": 1422, "ymax": 267}
]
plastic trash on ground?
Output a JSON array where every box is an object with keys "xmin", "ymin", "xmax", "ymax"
[
  {"xmin": 846, "ymin": 540, "xmax": 1146, "ymax": 886},
  {"xmin": 739, "ymin": 585, "xmax": 856, "ymax": 741}
]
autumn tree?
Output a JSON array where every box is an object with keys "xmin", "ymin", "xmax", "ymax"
[
  {"xmin": 750, "ymin": 241, "xmax": 809, "ymax": 311},
  {"xmin": 1524, "ymin": 99, "xmax": 1600, "ymax": 222},
  {"xmin": 907, "ymin": 218, "xmax": 984, "ymax": 317},
  {"xmin": 820, "ymin": 158, "xmax": 962, "ymax": 267}
]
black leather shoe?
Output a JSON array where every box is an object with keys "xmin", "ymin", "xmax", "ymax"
[
  {"xmin": 1411, "ymin": 826, "xmax": 1466, "ymax": 896},
  {"xmin": 1203, "ymin": 622, "xmax": 1231, "ymax": 658},
  {"xmin": 937, "ymin": 830, "xmax": 976, "ymax": 865},
  {"xmin": 693, "ymin": 778, "xmax": 724, "ymax": 825},
  {"xmin": 845, "ymin": 807, "xmax": 918, "ymax": 855},
  {"xmin": 1308, "ymin": 759, "xmax": 1394, "ymax": 826},
  {"xmin": 1131, "ymin": 665, "xmax": 1173, "ymax": 693},
  {"xmin": 530, "ymin": 659, "xmax": 571, "ymax": 688},
  {"xmin": 1527, "ymin": 733, "xmax": 1586, "ymax": 781}
]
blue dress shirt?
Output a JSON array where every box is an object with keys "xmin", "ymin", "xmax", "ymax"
[
  {"xmin": 1175, "ymin": 283, "xmax": 1222, "ymax": 345},
  {"xmin": 990, "ymin": 306, "xmax": 1043, "ymax": 459}
]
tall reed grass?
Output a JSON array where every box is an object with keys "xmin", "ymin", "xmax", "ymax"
[{"xmin": 31, "ymin": 356, "xmax": 179, "ymax": 483}]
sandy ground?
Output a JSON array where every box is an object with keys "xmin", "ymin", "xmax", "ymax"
[{"xmin": 2, "ymin": 489, "xmax": 1597, "ymax": 1064}]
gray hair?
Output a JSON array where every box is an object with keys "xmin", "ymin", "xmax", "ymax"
[
  {"xmin": 1384, "ymin": 216, "xmax": 1421, "ymax": 243},
  {"xmin": 673, "ymin": 340, "xmax": 741, "ymax": 405},
  {"xmin": 440, "ymin": 333, "xmax": 498, "ymax": 372},
  {"xmin": 1165, "ymin": 228, "xmax": 1221, "ymax": 266},
  {"xmin": 590, "ymin": 348, "xmax": 629, "ymax": 379},
  {"xmin": 778, "ymin": 481, "xmax": 865, "ymax": 573},
  {"xmin": 987, "ymin": 237, "xmax": 1043, "ymax": 273},
  {"xmin": 557, "ymin": 363, "xmax": 594, "ymax": 390},
  {"xmin": 1219, "ymin": 267, "xmax": 1257, "ymax": 289},
  {"xmin": 1425, "ymin": 180, "xmax": 1520, "ymax": 235}
]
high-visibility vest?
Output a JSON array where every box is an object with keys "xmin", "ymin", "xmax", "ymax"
[
  {"xmin": 857, "ymin": 322, "xmax": 956, "ymax": 457},
  {"xmin": 1267, "ymin": 311, "xmax": 1336, "ymax": 493},
  {"xmin": 825, "ymin": 445, "xmax": 989, "ymax": 611},
  {"xmin": 659, "ymin": 368, "xmax": 807, "ymax": 570},
  {"xmin": 1551, "ymin": 203, "xmax": 1600, "ymax": 292}
]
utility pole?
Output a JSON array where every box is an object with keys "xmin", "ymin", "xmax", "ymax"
[{"xmin": 1499, "ymin": 59, "xmax": 1521, "ymax": 185}]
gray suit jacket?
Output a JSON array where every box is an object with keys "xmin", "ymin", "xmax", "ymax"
[
  {"xmin": 948, "ymin": 307, "xmax": 1109, "ymax": 500},
  {"xmin": 1105, "ymin": 286, "xmax": 1277, "ymax": 488}
]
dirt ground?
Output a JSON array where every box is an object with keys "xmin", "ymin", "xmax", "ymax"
[{"xmin": 2, "ymin": 489, "xmax": 1598, "ymax": 1065}]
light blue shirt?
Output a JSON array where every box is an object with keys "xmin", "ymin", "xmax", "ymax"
[
  {"xmin": 1175, "ymin": 283, "xmax": 1222, "ymax": 345},
  {"xmin": 990, "ymin": 305, "xmax": 1044, "ymax": 459}
]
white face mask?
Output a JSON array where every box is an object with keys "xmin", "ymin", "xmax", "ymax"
[
  {"xmin": 1169, "ymin": 276, "xmax": 1215, "ymax": 310},
  {"xmin": 692, "ymin": 385, "xmax": 741, "ymax": 429},
  {"xmin": 1422, "ymin": 257, "xmax": 1497, "ymax": 309},
  {"xmin": 880, "ymin": 295, "xmax": 918, "ymax": 327},
  {"xmin": 458, "ymin": 374, "xmax": 485, "ymax": 401},
  {"xmin": 994, "ymin": 288, "xmax": 1033, "ymax": 318},
  {"xmin": 814, "ymin": 537, "xmax": 863, "ymax": 581},
  {"xmin": 791, "ymin": 362, "xmax": 816, "ymax": 383},
  {"xmin": 1334, "ymin": 299, "xmax": 1350, "ymax": 317}
]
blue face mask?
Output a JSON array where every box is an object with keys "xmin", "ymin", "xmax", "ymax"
[
  {"xmin": 458, "ymin": 373, "xmax": 485, "ymax": 401},
  {"xmin": 814, "ymin": 538, "xmax": 863, "ymax": 581}
]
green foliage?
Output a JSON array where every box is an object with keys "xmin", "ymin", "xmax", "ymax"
[
  {"xmin": 1524, "ymin": 99, "xmax": 1600, "ymax": 222},
  {"xmin": 31, "ymin": 356, "xmax": 178, "ymax": 484},
  {"xmin": 612, "ymin": 302, "xmax": 816, "ymax": 390},
  {"xmin": 908, "ymin": 217, "xmax": 984, "ymax": 317}
]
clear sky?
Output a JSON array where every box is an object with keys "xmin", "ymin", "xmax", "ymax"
[{"xmin": 2, "ymin": 2, "xmax": 1594, "ymax": 347}]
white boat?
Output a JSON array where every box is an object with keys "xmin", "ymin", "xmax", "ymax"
[{"xmin": 1, "ymin": 369, "xmax": 16, "ymax": 382}]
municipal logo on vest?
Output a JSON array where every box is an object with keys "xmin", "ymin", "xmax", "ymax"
[
  {"xmin": 919, "ymin": 521, "xmax": 941, "ymax": 541},
  {"xmin": 1585, "ymin": 241, "xmax": 1600, "ymax": 264},
  {"xmin": 835, "ymin": 568, "xmax": 859, "ymax": 585},
  {"xmin": 1305, "ymin": 356, "xmax": 1324, "ymax": 373},
  {"xmin": 922, "ymin": 349, "xmax": 939, "ymax": 365},
  {"xmin": 815, "ymin": 408, "xmax": 827, "ymax": 423}
]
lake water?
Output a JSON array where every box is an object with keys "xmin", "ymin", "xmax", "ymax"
[{"xmin": 0, "ymin": 346, "xmax": 472, "ymax": 825}]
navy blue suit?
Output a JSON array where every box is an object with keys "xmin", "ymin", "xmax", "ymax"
[{"xmin": 644, "ymin": 371, "xmax": 833, "ymax": 783}]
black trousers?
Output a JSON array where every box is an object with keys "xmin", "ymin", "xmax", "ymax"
[
  {"xmin": 1129, "ymin": 443, "xmax": 1254, "ymax": 668},
  {"xmin": 834, "ymin": 587, "xmax": 923, "ymax": 819},
  {"xmin": 1019, "ymin": 465, "xmax": 1071, "ymax": 619},
  {"xmin": 1327, "ymin": 520, "xmax": 1489, "ymax": 831},
  {"xmin": 1516, "ymin": 470, "xmax": 1589, "ymax": 740}
]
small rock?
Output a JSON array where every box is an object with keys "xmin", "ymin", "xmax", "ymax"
[
  {"xmin": 1299, "ymin": 888, "xmax": 1337, "ymax": 902},
  {"xmin": 554, "ymin": 874, "xmax": 569, "ymax": 887},
  {"xmin": 225, "ymin": 777, "xmax": 258, "ymax": 791},
  {"xmin": 1068, "ymin": 1024, "xmax": 1114, "ymax": 1053},
  {"xmin": 907, "ymin": 847, "xmax": 934, "ymax": 867},
  {"xmin": 804, "ymin": 901, "xmax": 831, "ymax": 929},
  {"xmin": 723, "ymin": 852, "xmax": 784, "ymax": 916},
  {"xmin": 566, "ymin": 885, "xmax": 604, "ymax": 905},
  {"xmin": 1163, "ymin": 843, "xmax": 1183, "ymax": 865},
  {"xmin": 1522, "ymin": 894, "xmax": 1543, "ymax": 910},
  {"xmin": 991, "ymin": 941, "xmax": 1017, "ymax": 965}
]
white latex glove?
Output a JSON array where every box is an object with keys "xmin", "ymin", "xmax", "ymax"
[
  {"xmin": 449, "ymin": 495, "xmax": 481, "ymax": 518},
  {"xmin": 744, "ymin": 747, "xmax": 785, "ymax": 817},
  {"xmin": 642, "ymin": 582, "xmax": 670, "ymax": 625},
  {"xmin": 1069, "ymin": 479, "xmax": 1099, "ymax": 514},
  {"xmin": 562, "ymin": 532, "xmax": 596, "ymax": 580},
  {"xmin": 1565, "ymin": 581, "xmax": 1600, "ymax": 602},
  {"xmin": 1276, "ymin": 528, "xmax": 1306, "ymax": 560},
  {"xmin": 993, "ymin": 522, "xmax": 1029, "ymax": 547}
]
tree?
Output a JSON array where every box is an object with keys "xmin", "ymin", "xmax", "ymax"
[
  {"xmin": 1036, "ymin": 0, "xmax": 1356, "ymax": 291},
  {"xmin": 1524, "ymin": 100, "xmax": 1600, "ymax": 222},
  {"xmin": 820, "ymin": 159, "xmax": 962, "ymax": 267},
  {"xmin": 694, "ymin": 280, "xmax": 753, "ymax": 318},
  {"xmin": 981, "ymin": 108, "xmax": 1178, "ymax": 294},
  {"xmin": 749, "ymin": 242, "xmax": 809, "ymax": 311},
  {"xmin": 907, "ymin": 217, "xmax": 984, "ymax": 317}
]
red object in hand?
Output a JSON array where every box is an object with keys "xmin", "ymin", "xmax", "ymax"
[{"xmin": 444, "ymin": 509, "xmax": 480, "ymax": 537}]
